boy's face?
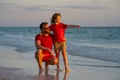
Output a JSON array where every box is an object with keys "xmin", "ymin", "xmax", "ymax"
[{"xmin": 55, "ymin": 16, "xmax": 61, "ymax": 23}]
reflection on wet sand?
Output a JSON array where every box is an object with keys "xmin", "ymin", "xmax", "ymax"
[{"xmin": 34, "ymin": 70, "xmax": 69, "ymax": 80}]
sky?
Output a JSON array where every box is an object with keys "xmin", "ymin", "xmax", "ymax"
[{"xmin": 0, "ymin": 0, "xmax": 120, "ymax": 27}]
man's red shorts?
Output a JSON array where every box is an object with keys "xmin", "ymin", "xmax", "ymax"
[
  {"xmin": 35, "ymin": 51, "xmax": 57, "ymax": 63},
  {"xmin": 42, "ymin": 53, "xmax": 55, "ymax": 62}
]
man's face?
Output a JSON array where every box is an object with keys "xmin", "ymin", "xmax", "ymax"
[{"xmin": 42, "ymin": 24, "xmax": 50, "ymax": 34}]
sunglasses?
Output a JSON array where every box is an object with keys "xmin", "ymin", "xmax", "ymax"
[{"xmin": 43, "ymin": 27, "xmax": 50, "ymax": 30}]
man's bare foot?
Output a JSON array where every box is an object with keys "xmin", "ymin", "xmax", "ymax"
[
  {"xmin": 39, "ymin": 69, "xmax": 44, "ymax": 74},
  {"xmin": 57, "ymin": 65, "xmax": 60, "ymax": 69},
  {"xmin": 45, "ymin": 67, "xmax": 49, "ymax": 71}
]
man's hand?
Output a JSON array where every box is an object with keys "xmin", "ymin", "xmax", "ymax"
[
  {"xmin": 40, "ymin": 32, "xmax": 43, "ymax": 35},
  {"xmin": 47, "ymin": 48, "xmax": 55, "ymax": 56},
  {"xmin": 63, "ymin": 37, "xmax": 67, "ymax": 41}
]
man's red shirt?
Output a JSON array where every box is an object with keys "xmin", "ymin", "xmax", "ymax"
[{"xmin": 35, "ymin": 34, "xmax": 53, "ymax": 54}]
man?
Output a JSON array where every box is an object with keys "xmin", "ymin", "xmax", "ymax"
[{"xmin": 35, "ymin": 22, "xmax": 57, "ymax": 72}]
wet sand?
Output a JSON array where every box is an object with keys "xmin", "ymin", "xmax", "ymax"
[{"xmin": 0, "ymin": 47, "xmax": 120, "ymax": 80}]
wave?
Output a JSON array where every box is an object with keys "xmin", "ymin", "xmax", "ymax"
[
  {"xmin": 0, "ymin": 27, "xmax": 120, "ymax": 63},
  {"xmin": 73, "ymin": 63, "xmax": 120, "ymax": 68},
  {"xmin": 67, "ymin": 41, "xmax": 120, "ymax": 63},
  {"xmin": 0, "ymin": 35, "xmax": 35, "ymax": 53},
  {"xmin": 70, "ymin": 41, "xmax": 120, "ymax": 49}
]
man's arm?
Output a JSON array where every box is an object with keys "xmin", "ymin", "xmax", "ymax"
[
  {"xmin": 35, "ymin": 40, "xmax": 47, "ymax": 50},
  {"xmin": 35, "ymin": 40, "xmax": 54, "ymax": 55},
  {"xmin": 67, "ymin": 25, "xmax": 80, "ymax": 28}
]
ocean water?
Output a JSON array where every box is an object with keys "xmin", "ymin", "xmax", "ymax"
[{"xmin": 0, "ymin": 27, "xmax": 120, "ymax": 63}]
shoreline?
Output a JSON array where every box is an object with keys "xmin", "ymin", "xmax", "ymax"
[{"xmin": 0, "ymin": 47, "xmax": 120, "ymax": 80}]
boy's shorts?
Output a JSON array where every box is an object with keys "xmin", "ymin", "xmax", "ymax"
[{"xmin": 54, "ymin": 42, "xmax": 66, "ymax": 53}]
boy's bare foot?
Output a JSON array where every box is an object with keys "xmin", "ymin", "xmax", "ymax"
[
  {"xmin": 56, "ymin": 68, "xmax": 64, "ymax": 72},
  {"xmin": 65, "ymin": 68, "xmax": 70, "ymax": 73}
]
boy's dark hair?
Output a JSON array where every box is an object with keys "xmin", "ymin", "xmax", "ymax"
[
  {"xmin": 39, "ymin": 22, "xmax": 48, "ymax": 30},
  {"xmin": 51, "ymin": 13, "xmax": 61, "ymax": 24}
]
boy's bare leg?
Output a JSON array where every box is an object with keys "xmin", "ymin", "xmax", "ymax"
[
  {"xmin": 54, "ymin": 42, "xmax": 60, "ymax": 70},
  {"xmin": 35, "ymin": 50, "xmax": 43, "ymax": 71},
  {"xmin": 62, "ymin": 47, "xmax": 70, "ymax": 72},
  {"xmin": 56, "ymin": 52, "xmax": 60, "ymax": 69}
]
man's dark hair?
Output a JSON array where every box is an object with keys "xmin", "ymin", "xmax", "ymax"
[{"xmin": 39, "ymin": 22, "xmax": 48, "ymax": 30}]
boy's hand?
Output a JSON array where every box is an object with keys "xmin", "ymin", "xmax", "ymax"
[
  {"xmin": 77, "ymin": 25, "xmax": 80, "ymax": 28},
  {"xmin": 78, "ymin": 25, "xmax": 80, "ymax": 28},
  {"xmin": 68, "ymin": 25, "xmax": 80, "ymax": 28}
]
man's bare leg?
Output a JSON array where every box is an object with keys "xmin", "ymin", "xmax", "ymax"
[
  {"xmin": 35, "ymin": 50, "xmax": 44, "ymax": 71},
  {"xmin": 45, "ymin": 62, "xmax": 49, "ymax": 70}
]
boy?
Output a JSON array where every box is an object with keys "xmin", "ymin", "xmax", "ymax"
[{"xmin": 50, "ymin": 13, "xmax": 80, "ymax": 72}]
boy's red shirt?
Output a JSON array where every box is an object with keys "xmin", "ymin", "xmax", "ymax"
[{"xmin": 49, "ymin": 23, "xmax": 67, "ymax": 42}]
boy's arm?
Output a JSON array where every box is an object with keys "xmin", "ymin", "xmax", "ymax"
[{"xmin": 67, "ymin": 25, "xmax": 80, "ymax": 28}]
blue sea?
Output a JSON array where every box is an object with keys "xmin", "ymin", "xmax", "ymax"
[{"xmin": 0, "ymin": 27, "xmax": 120, "ymax": 63}]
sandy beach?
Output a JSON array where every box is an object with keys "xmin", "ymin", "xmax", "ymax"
[{"xmin": 0, "ymin": 47, "xmax": 120, "ymax": 80}]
